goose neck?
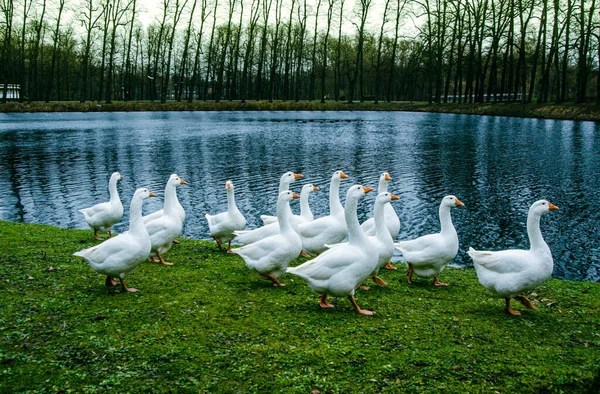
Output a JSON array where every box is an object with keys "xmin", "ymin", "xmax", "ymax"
[
  {"xmin": 278, "ymin": 180, "xmax": 290, "ymax": 194},
  {"xmin": 163, "ymin": 183, "xmax": 179, "ymax": 215},
  {"xmin": 346, "ymin": 196, "xmax": 368, "ymax": 244},
  {"xmin": 374, "ymin": 200, "xmax": 390, "ymax": 241},
  {"xmin": 377, "ymin": 179, "xmax": 389, "ymax": 194},
  {"xmin": 329, "ymin": 178, "xmax": 344, "ymax": 217},
  {"xmin": 277, "ymin": 198, "xmax": 294, "ymax": 233},
  {"xmin": 439, "ymin": 204, "xmax": 456, "ymax": 235},
  {"xmin": 227, "ymin": 188, "xmax": 239, "ymax": 214},
  {"xmin": 527, "ymin": 211, "xmax": 548, "ymax": 251},
  {"xmin": 300, "ymin": 192, "xmax": 313, "ymax": 220},
  {"xmin": 129, "ymin": 196, "xmax": 147, "ymax": 235},
  {"xmin": 108, "ymin": 177, "xmax": 121, "ymax": 204}
]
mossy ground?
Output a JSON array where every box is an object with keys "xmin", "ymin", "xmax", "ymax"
[
  {"xmin": 0, "ymin": 221, "xmax": 599, "ymax": 393},
  {"xmin": 2, "ymin": 101, "xmax": 600, "ymax": 123}
]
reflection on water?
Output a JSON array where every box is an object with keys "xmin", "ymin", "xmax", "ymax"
[{"xmin": 0, "ymin": 111, "xmax": 598, "ymax": 281}]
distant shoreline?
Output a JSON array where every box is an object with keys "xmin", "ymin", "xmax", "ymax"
[{"xmin": 2, "ymin": 100, "xmax": 600, "ymax": 122}]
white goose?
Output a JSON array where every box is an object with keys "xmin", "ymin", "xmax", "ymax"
[
  {"xmin": 74, "ymin": 188, "xmax": 156, "ymax": 292},
  {"xmin": 259, "ymin": 171, "xmax": 304, "ymax": 224},
  {"xmin": 79, "ymin": 172, "xmax": 124, "ymax": 240},
  {"xmin": 297, "ymin": 171, "xmax": 349, "ymax": 256},
  {"xmin": 261, "ymin": 183, "xmax": 319, "ymax": 226},
  {"xmin": 232, "ymin": 191, "xmax": 302, "ymax": 287},
  {"xmin": 468, "ymin": 200, "xmax": 559, "ymax": 315},
  {"xmin": 326, "ymin": 191, "xmax": 399, "ymax": 289},
  {"xmin": 288, "ymin": 185, "xmax": 378, "ymax": 315},
  {"xmin": 143, "ymin": 174, "xmax": 186, "ymax": 245},
  {"xmin": 395, "ymin": 195, "xmax": 464, "ymax": 286},
  {"xmin": 145, "ymin": 174, "xmax": 188, "ymax": 265},
  {"xmin": 361, "ymin": 172, "xmax": 401, "ymax": 270},
  {"xmin": 205, "ymin": 180, "xmax": 247, "ymax": 252},
  {"xmin": 233, "ymin": 171, "xmax": 302, "ymax": 245}
]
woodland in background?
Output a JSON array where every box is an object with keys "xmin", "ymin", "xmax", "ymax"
[{"xmin": 1, "ymin": 0, "xmax": 600, "ymax": 106}]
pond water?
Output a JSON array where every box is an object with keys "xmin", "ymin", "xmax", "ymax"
[{"xmin": 0, "ymin": 111, "xmax": 598, "ymax": 282}]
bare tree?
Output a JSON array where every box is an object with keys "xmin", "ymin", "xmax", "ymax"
[
  {"xmin": 106, "ymin": 0, "xmax": 134, "ymax": 103},
  {"xmin": 79, "ymin": 0, "xmax": 105, "ymax": 102},
  {"xmin": 575, "ymin": 0, "xmax": 596, "ymax": 102},
  {"xmin": 0, "ymin": 0, "xmax": 14, "ymax": 103},
  {"xmin": 268, "ymin": 0, "xmax": 282, "ymax": 102},
  {"xmin": 45, "ymin": 0, "xmax": 65, "ymax": 103},
  {"xmin": 240, "ymin": 0, "xmax": 261, "ymax": 102},
  {"xmin": 334, "ymin": 0, "xmax": 344, "ymax": 101},
  {"xmin": 321, "ymin": 0, "xmax": 335, "ymax": 103},
  {"xmin": 124, "ymin": 0, "xmax": 137, "ymax": 100},
  {"xmin": 309, "ymin": 0, "xmax": 322, "ymax": 100},
  {"xmin": 161, "ymin": 0, "xmax": 188, "ymax": 103},
  {"xmin": 204, "ymin": 0, "xmax": 218, "ymax": 100},
  {"xmin": 215, "ymin": 0, "xmax": 235, "ymax": 102},
  {"xmin": 348, "ymin": 0, "xmax": 372, "ymax": 103},
  {"xmin": 374, "ymin": 0, "xmax": 391, "ymax": 103},
  {"xmin": 295, "ymin": 0, "xmax": 307, "ymax": 102},
  {"xmin": 18, "ymin": 0, "xmax": 34, "ymax": 102},
  {"xmin": 282, "ymin": 0, "xmax": 295, "ymax": 100},
  {"xmin": 188, "ymin": 0, "xmax": 209, "ymax": 102},
  {"xmin": 229, "ymin": 0, "xmax": 244, "ymax": 100}
]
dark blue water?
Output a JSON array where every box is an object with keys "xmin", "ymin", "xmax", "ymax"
[{"xmin": 0, "ymin": 111, "xmax": 598, "ymax": 281}]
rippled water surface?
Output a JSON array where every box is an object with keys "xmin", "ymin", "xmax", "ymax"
[{"xmin": 1, "ymin": 111, "xmax": 598, "ymax": 281}]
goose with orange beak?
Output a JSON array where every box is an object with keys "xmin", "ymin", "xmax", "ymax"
[
  {"xmin": 232, "ymin": 191, "xmax": 302, "ymax": 287},
  {"xmin": 234, "ymin": 171, "xmax": 302, "ymax": 245},
  {"xmin": 360, "ymin": 172, "xmax": 401, "ymax": 270},
  {"xmin": 145, "ymin": 174, "xmax": 188, "ymax": 265},
  {"xmin": 297, "ymin": 170, "xmax": 350, "ymax": 256},
  {"xmin": 394, "ymin": 195, "xmax": 464, "ymax": 286},
  {"xmin": 205, "ymin": 180, "xmax": 247, "ymax": 252},
  {"xmin": 288, "ymin": 185, "xmax": 378, "ymax": 315},
  {"xmin": 74, "ymin": 188, "xmax": 156, "ymax": 292},
  {"xmin": 468, "ymin": 200, "xmax": 559, "ymax": 315}
]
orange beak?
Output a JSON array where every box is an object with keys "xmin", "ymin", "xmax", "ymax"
[
  {"xmin": 391, "ymin": 194, "xmax": 400, "ymax": 200},
  {"xmin": 292, "ymin": 193, "xmax": 301, "ymax": 199},
  {"xmin": 294, "ymin": 173, "xmax": 303, "ymax": 179},
  {"xmin": 180, "ymin": 179, "xmax": 188, "ymax": 185},
  {"xmin": 455, "ymin": 198, "xmax": 465, "ymax": 207},
  {"xmin": 149, "ymin": 192, "xmax": 157, "ymax": 197},
  {"xmin": 313, "ymin": 186, "xmax": 319, "ymax": 191},
  {"xmin": 384, "ymin": 173, "xmax": 392, "ymax": 181},
  {"xmin": 340, "ymin": 172, "xmax": 349, "ymax": 179},
  {"xmin": 548, "ymin": 202, "xmax": 559, "ymax": 211},
  {"xmin": 226, "ymin": 183, "xmax": 231, "ymax": 189},
  {"xmin": 120, "ymin": 175, "xmax": 124, "ymax": 179},
  {"xmin": 363, "ymin": 187, "xmax": 374, "ymax": 194}
]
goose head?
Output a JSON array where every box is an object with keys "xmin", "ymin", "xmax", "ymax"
[
  {"xmin": 332, "ymin": 170, "xmax": 349, "ymax": 182},
  {"xmin": 133, "ymin": 187, "xmax": 156, "ymax": 200},
  {"xmin": 280, "ymin": 171, "xmax": 303, "ymax": 186},
  {"xmin": 225, "ymin": 180, "xmax": 235, "ymax": 192},
  {"xmin": 278, "ymin": 190, "xmax": 301, "ymax": 202},
  {"xmin": 530, "ymin": 200, "xmax": 559, "ymax": 216},
  {"xmin": 168, "ymin": 174, "xmax": 189, "ymax": 187},
  {"xmin": 301, "ymin": 183, "xmax": 319, "ymax": 195},
  {"xmin": 442, "ymin": 195, "xmax": 464, "ymax": 208},
  {"xmin": 111, "ymin": 172, "xmax": 124, "ymax": 181},
  {"xmin": 380, "ymin": 172, "xmax": 392, "ymax": 183},
  {"xmin": 376, "ymin": 191, "xmax": 399, "ymax": 205},
  {"xmin": 346, "ymin": 184, "xmax": 374, "ymax": 202}
]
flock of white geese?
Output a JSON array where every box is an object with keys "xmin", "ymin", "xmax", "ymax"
[{"xmin": 73, "ymin": 170, "xmax": 559, "ymax": 316}]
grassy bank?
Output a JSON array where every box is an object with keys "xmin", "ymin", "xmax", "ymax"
[
  {"xmin": 2, "ymin": 100, "xmax": 600, "ymax": 122},
  {"xmin": 0, "ymin": 221, "xmax": 599, "ymax": 393}
]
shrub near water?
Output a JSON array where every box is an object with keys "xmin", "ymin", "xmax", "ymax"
[{"xmin": 0, "ymin": 221, "xmax": 599, "ymax": 392}]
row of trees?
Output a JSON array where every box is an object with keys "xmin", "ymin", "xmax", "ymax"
[{"xmin": 1, "ymin": 0, "xmax": 599, "ymax": 105}]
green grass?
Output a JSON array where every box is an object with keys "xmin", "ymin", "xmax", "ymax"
[
  {"xmin": 0, "ymin": 221, "xmax": 599, "ymax": 393},
  {"xmin": 3, "ymin": 100, "xmax": 600, "ymax": 122}
]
